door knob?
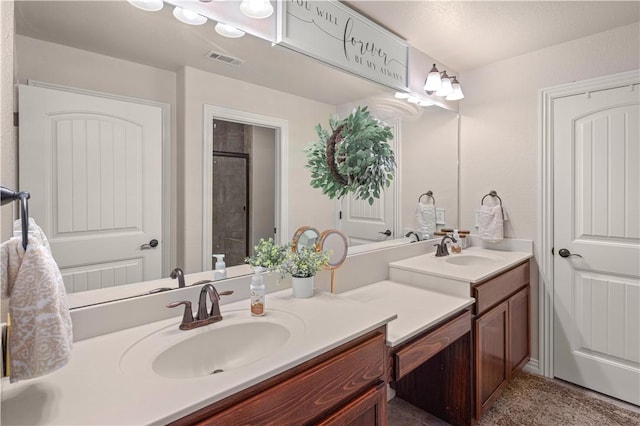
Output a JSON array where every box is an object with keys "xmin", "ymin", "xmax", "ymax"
[
  {"xmin": 558, "ymin": 248, "xmax": 582, "ymax": 258},
  {"xmin": 379, "ymin": 229, "xmax": 392, "ymax": 237},
  {"xmin": 140, "ymin": 239, "xmax": 159, "ymax": 249}
]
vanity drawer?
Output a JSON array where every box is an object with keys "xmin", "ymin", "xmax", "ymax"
[
  {"xmin": 473, "ymin": 262, "xmax": 529, "ymax": 315},
  {"xmin": 394, "ymin": 310, "xmax": 471, "ymax": 380},
  {"xmin": 200, "ymin": 332, "xmax": 385, "ymax": 425}
]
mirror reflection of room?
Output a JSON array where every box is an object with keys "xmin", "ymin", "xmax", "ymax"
[{"xmin": 211, "ymin": 119, "xmax": 276, "ymax": 268}]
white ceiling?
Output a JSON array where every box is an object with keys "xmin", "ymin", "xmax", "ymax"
[
  {"xmin": 15, "ymin": 1, "xmax": 640, "ymax": 105},
  {"xmin": 349, "ymin": 1, "xmax": 640, "ymax": 72}
]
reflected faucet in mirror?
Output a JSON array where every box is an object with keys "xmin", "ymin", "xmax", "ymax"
[{"xmin": 405, "ymin": 231, "xmax": 421, "ymax": 242}]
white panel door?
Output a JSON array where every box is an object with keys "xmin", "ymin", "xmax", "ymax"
[
  {"xmin": 553, "ymin": 83, "xmax": 640, "ymax": 405},
  {"xmin": 19, "ymin": 85, "xmax": 163, "ymax": 293},
  {"xmin": 340, "ymin": 119, "xmax": 398, "ymax": 245}
]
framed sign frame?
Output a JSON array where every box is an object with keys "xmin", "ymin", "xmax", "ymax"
[{"xmin": 277, "ymin": 0, "xmax": 409, "ymax": 92}]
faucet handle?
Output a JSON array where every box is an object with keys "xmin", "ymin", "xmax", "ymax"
[{"xmin": 166, "ymin": 300, "xmax": 194, "ymax": 330}]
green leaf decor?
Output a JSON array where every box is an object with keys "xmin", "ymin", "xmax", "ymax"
[{"xmin": 305, "ymin": 106, "xmax": 395, "ymax": 205}]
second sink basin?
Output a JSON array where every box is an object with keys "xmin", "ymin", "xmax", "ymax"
[{"xmin": 445, "ymin": 254, "xmax": 496, "ymax": 266}]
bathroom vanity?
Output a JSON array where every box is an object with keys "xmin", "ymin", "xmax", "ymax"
[{"xmin": 389, "ymin": 246, "xmax": 533, "ymax": 421}]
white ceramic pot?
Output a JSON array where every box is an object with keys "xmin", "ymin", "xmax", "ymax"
[{"xmin": 291, "ymin": 276, "xmax": 314, "ymax": 298}]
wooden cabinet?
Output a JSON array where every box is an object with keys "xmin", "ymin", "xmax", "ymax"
[
  {"xmin": 170, "ymin": 327, "xmax": 387, "ymax": 426},
  {"xmin": 393, "ymin": 310, "xmax": 473, "ymax": 426},
  {"xmin": 473, "ymin": 261, "xmax": 530, "ymax": 419}
]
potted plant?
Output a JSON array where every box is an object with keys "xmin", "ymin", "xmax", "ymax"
[
  {"xmin": 282, "ymin": 246, "xmax": 330, "ymax": 298},
  {"xmin": 245, "ymin": 237, "xmax": 288, "ymax": 273}
]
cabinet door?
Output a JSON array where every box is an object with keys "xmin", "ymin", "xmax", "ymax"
[
  {"xmin": 509, "ymin": 286, "xmax": 530, "ymax": 375},
  {"xmin": 317, "ymin": 382, "xmax": 387, "ymax": 426},
  {"xmin": 474, "ymin": 300, "xmax": 509, "ymax": 418}
]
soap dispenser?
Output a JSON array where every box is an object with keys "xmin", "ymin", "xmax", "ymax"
[
  {"xmin": 451, "ymin": 230, "xmax": 462, "ymax": 254},
  {"xmin": 212, "ymin": 254, "xmax": 227, "ymax": 280},
  {"xmin": 250, "ymin": 267, "xmax": 266, "ymax": 316}
]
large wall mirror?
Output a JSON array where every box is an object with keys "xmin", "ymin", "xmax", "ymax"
[{"xmin": 8, "ymin": 0, "xmax": 459, "ymax": 307}]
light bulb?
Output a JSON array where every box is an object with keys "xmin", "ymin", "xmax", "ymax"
[
  {"xmin": 240, "ymin": 0, "xmax": 274, "ymax": 19},
  {"xmin": 215, "ymin": 23, "xmax": 246, "ymax": 38},
  {"xmin": 423, "ymin": 64, "xmax": 441, "ymax": 92},
  {"xmin": 173, "ymin": 7, "xmax": 207, "ymax": 25}
]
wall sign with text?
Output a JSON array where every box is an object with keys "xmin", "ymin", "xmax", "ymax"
[{"xmin": 277, "ymin": 0, "xmax": 409, "ymax": 92}]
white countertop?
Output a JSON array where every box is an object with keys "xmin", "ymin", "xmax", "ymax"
[
  {"xmin": 342, "ymin": 281, "xmax": 475, "ymax": 347},
  {"xmin": 1, "ymin": 290, "xmax": 396, "ymax": 426},
  {"xmin": 389, "ymin": 247, "xmax": 532, "ymax": 284}
]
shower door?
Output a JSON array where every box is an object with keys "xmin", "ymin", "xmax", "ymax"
[{"xmin": 212, "ymin": 152, "xmax": 249, "ymax": 268}]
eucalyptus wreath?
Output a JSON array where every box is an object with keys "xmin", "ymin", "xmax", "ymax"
[{"xmin": 305, "ymin": 106, "xmax": 396, "ymax": 205}]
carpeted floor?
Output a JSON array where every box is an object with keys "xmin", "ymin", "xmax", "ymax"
[
  {"xmin": 388, "ymin": 372, "xmax": 640, "ymax": 426},
  {"xmin": 478, "ymin": 373, "xmax": 640, "ymax": 425}
]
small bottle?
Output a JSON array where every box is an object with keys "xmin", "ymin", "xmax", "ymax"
[
  {"xmin": 451, "ymin": 230, "xmax": 462, "ymax": 253},
  {"xmin": 212, "ymin": 254, "xmax": 226, "ymax": 280},
  {"xmin": 250, "ymin": 267, "xmax": 266, "ymax": 316}
]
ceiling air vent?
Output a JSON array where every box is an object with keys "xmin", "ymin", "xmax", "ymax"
[{"xmin": 206, "ymin": 51, "xmax": 245, "ymax": 67}]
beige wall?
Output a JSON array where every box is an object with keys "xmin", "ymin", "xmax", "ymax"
[
  {"xmin": 0, "ymin": 0, "xmax": 15, "ymax": 243},
  {"xmin": 180, "ymin": 66, "xmax": 337, "ymax": 273},
  {"xmin": 401, "ymin": 107, "xmax": 459, "ymax": 233},
  {"xmin": 459, "ymin": 22, "xmax": 640, "ymax": 364}
]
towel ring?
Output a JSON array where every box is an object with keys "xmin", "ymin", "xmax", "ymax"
[
  {"xmin": 418, "ymin": 191, "xmax": 435, "ymax": 205},
  {"xmin": 481, "ymin": 190, "xmax": 502, "ymax": 207}
]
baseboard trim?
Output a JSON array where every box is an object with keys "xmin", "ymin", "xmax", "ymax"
[{"xmin": 523, "ymin": 358, "xmax": 540, "ymax": 375}]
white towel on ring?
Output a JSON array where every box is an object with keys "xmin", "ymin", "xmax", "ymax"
[
  {"xmin": 478, "ymin": 205, "xmax": 509, "ymax": 242},
  {"xmin": 1, "ymin": 218, "xmax": 73, "ymax": 382},
  {"xmin": 415, "ymin": 202, "xmax": 436, "ymax": 238}
]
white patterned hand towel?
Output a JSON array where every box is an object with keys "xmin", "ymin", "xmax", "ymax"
[
  {"xmin": 478, "ymin": 205, "xmax": 509, "ymax": 242},
  {"xmin": 415, "ymin": 202, "xmax": 436, "ymax": 239},
  {"xmin": 1, "ymin": 219, "xmax": 73, "ymax": 382}
]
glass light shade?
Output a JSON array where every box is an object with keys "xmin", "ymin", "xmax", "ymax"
[
  {"xmin": 240, "ymin": 0, "xmax": 274, "ymax": 19},
  {"xmin": 127, "ymin": 0, "xmax": 163, "ymax": 12},
  {"xmin": 446, "ymin": 77, "xmax": 464, "ymax": 101},
  {"xmin": 215, "ymin": 23, "xmax": 246, "ymax": 38},
  {"xmin": 407, "ymin": 96, "xmax": 420, "ymax": 104},
  {"xmin": 435, "ymin": 72, "xmax": 453, "ymax": 97},
  {"xmin": 419, "ymin": 99, "xmax": 434, "ymax": 107},
  {"xmin": 173, "ymin": 7, "xmax": 207, "ymax": 25},
  {"xmin": 423, "ymin": 64, "xmax": 442, "ymax": 92},
  {"xmin": 394, "ymin": 92, "xmax": 410, "ymax": 99}
]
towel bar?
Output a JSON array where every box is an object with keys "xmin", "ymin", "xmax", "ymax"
[
  {"xmin": 418, "ymin": 190, "xmax": 435, "ymax": 204},
  {"xmin": 1, "ymin": 187, "xmax": 30, "ymax": 250}
]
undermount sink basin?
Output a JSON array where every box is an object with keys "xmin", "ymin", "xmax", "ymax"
[
  {"xmin": 120, "ymin": 309, "xmax": 305, "ymax": 379},
  {"xmin": 445, "ymin": 255, "xmax": 497, "ymax": 266}
]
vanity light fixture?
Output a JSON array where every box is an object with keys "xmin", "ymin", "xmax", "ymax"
[
  {"xmin": 173, "ymin": 6, "xmax": 207, "ymax": 25},
  {"xmin": 435, "ymin": 71, "xmax": 453, "ymax": 97},
  {"xmin": 423, "ymin": 64, "xmax": 442, "ymax": 93},
  {"xmin": 394, "ymin": 92, "xmax": 410, "ymax": 99},
  {"xmin": 407, "ymin": 96, "xmax": 421, "ymax": 104},
  {"xmin": 127, "ymin": 0, "xmax": 163, "ymax": 12},
  {"xmin": 419, "ymin": 99, "xmax": 434, "ymax": 107},
  {"xmin": 215, "ymin": 23, "xmax": 246, "ymax": 38},
  {"xmin": 446, "ymin": 76, "xmax": 465, "ymax": 101},
  {"xmin": 240, "ymin": 0, "xmax": 274, "ymax": 19}
]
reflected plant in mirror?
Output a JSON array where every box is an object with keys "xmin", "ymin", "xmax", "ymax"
[{"xmin": 306, "ymin": 106, "xmax": 395, "ymax": 205}]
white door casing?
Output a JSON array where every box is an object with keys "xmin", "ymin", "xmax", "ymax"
[
  {"xmin": 552, "ymin": 81, "xmax": 639, "ymax": 404},
  {"xmin": 340, "ymin": 119, "xmax": 400, "ymax": 245},
  {"xmin": 19, "ymin": 84, "xmax": 164, "ymax": 293}
]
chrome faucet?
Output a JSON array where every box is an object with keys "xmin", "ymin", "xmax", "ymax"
[
  {"xmin": 434, "ymin": 235, "xmax": 457, "ymax": 257},
  {"xmin": 170, "ymin": 267, "xmax": 185, "ymax": 288},
  {"xmin": 166, "ymin": 284, "xmax": 233, "ymax": 330},
  {"xmin": 405, "ymin": 231, "xmax": 421, "ymax": 242}
]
